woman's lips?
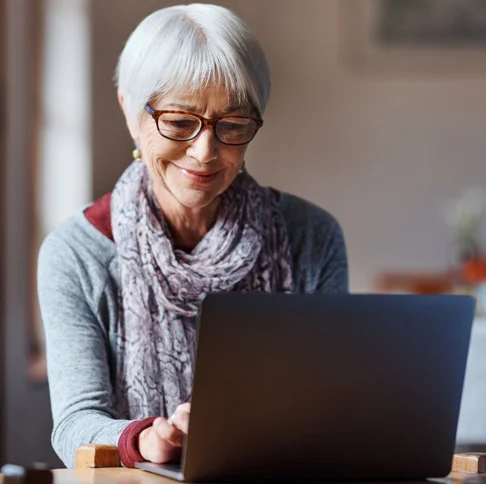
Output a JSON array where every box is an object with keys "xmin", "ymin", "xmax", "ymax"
[{"xmin": 174, "ymin": 165, "xmax": 220, "ymax": 184}]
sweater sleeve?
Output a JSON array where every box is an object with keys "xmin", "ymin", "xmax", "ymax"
[
  {"xmin": 37, "ymin": 232, "xmax": 132, "ymax": 468},
  {"xmin": 315, "ymin": 217, "xmax": 349, "ymax": 294}
]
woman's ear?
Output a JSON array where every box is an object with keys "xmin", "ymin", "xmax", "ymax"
[{"xmin": 118, "ymin": 92, "xmax": 139, "ymax": 141}]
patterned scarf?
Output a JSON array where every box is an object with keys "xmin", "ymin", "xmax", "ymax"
[{"xmin": 111, "ymin": 161, "xmax": 294, "ymax": 420}]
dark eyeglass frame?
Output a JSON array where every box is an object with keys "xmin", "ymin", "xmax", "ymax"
[{"xmin": 145, "ymin": 104, "xmax": 263, "ymax": 146}]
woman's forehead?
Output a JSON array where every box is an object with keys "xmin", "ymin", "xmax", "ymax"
[{"xmin": 153, "ymin": 85, "xmax": 249, "ymax": 115}]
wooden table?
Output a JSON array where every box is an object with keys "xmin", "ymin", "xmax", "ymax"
[
  {"xmin": 3, "ymin": 468, "xmax": 168, "ymax": 483},
  {"xmin": 56, "ymin": 468, "xmax": 174, "ymax": 483},
  {"xmin": 2, "ymin": 469, "xmax": 486, "ymax": 484}
]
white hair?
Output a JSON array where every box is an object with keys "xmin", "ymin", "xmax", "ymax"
[{"xmin": 115, "ymin": 3, "xmax": 271, "ymax": 125}]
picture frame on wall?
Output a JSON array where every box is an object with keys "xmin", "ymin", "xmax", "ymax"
[{"xmin": 342, "ymin": 0, "xmax": 486, "ymax": 74}]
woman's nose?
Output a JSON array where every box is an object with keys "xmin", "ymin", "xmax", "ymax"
[{"xmin": 186, "ymin": 125, "xmax": 217, "ymax": 163}]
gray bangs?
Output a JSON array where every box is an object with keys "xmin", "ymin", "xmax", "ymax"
[{"xmin": 152, "ymin": 29, "xmax": 254, "ymax": 111}]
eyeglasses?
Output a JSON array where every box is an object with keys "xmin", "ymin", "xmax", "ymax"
[{"xmin": 145, "ymin": 104, "xmax": 263, "ymax": 146}]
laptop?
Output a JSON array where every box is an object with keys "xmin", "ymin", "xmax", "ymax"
[{"xmin": 136, "ymin": 293, "xmax": 475, "ymax": 482}]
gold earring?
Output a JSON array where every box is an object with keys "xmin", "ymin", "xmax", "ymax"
[
  {"xmin": 239, "ymin": 160, "xmax": 246, "ymax": 174},
  {"xmin": 133, "ymin": 148, "xmax": 142, "ymax": 161}
]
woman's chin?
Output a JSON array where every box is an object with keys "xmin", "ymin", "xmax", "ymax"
[{"xmin": 171, "ymin": 186, "xmax": 221, "ymax": 210}]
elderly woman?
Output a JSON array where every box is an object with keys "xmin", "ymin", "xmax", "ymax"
[{"xmin": 38, "ymin": 3, "xmax": 348, "ymax": 469}]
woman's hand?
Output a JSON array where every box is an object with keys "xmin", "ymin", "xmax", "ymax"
[{"xmin": 138, "ymin": 403, "xmax": 191, "ymax": 463}]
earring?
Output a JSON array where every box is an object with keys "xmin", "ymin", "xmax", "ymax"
[
  {"xmin": 133, "ymin": 148, "xmax": 142, "ymax": 161},
  {"xmin": 239, "ymin": 160, "xmax": 246, "ymax": 174}
]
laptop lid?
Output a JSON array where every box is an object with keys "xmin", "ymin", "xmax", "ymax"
[{"xmin": 139, "ymin": 294, "xmax": 475, "ymax": 482}]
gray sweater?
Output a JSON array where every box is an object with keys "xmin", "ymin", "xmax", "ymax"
[{"xmin": 37, "ymin": 191, "xmax": 348, "ymax": 468}]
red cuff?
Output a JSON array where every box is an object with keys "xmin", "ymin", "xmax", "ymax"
[{"xmin": 118, "ymin": 417, "xmax": 158, "ymax": 468}]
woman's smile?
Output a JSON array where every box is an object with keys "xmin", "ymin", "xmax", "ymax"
[{"xmin": 173, "ymin": 164, "xmax": 221, "ymax": 184}]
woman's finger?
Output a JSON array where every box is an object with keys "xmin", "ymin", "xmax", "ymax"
[
  {"xmin": 177, "ymin": 402, "xmax": 191, "ymax": 413},
  {"xmin": 153, "ymin": 417, "xmax": 184, "ymax": 447},
  {"xmin": 173, "ymin": 409, "xmax": 190, "ymax": 434},
  {"xmin": 171, "ymin": 403, "xmax": 191, "ymax": 434}
]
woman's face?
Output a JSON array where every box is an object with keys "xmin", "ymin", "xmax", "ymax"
[{"xmin": 131, "ymin": 86, "xmax": 252, "ymax": 211}]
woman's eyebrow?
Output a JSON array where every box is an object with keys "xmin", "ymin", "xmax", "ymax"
[
  {"xmin": 221, "ymin": 105, "xmax": 243, "ymax": 115},
  {"xmin": 163, "ymin": 103, "xmax": 244, "ymax": 115},
  {"xmin": 164, "ymin": 103, "xmax": 197, "ymax": 111}
]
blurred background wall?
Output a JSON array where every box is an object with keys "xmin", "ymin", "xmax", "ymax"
[
  {"xmin": 2, "ymin": 0, "xmax": 486, "ymax": 468},
  {"xmin": 2, "ymin": 0, "xmax": 61, "ymax": 468}
]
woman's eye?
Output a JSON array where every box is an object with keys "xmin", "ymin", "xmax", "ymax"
[
  {"xmin": 167, "ymin": 120, "xmax": 195, "ymax": 128},
  {"xmin": 219, "ymin": 122, "xmax": 243, "ymax": 131}
]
